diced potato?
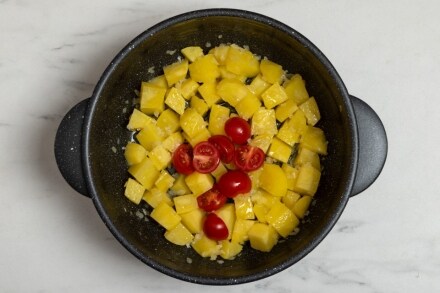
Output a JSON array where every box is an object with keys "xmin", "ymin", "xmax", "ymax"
[
  {"xmin": 234, "ymin": 195, "xmax": 255, "ymax": 220},
  {"xmin": 252, "ymin": 203, "xmax": 269, "ymax": 223},
  {"xmin": 181, "ymin": 208, "xmax": 205, "ymax": 234},
  {"xmin": 251, "ymin": 108, "xmax": 277, "ymax": 136},
  {"xmin": 218, "ymin": 66, "xmax": 247, "ymax": 83},
  {"xmin": 170, "ymin": 174, "xmax": 191, "ymax": 196},
  {"xmin": 185, "ymin": 172, "xmax": 214, "ymax": 196},
  {"xmin": 127, "ymin": 108, "xmax": 156, "ymax": 131},
  {"xmin": 282, "ymin": 163, "xmax": 299, "ymax": 191},
  {"xmin": 251, "ymin": 189, "xmax": 281, "ymax": 208},
  {"xmin": 190, "ymin": 95, "xmax": 209, "ymax": 116},
  {"xmin": 235, "ymin": 92, "xmax": 261, "ymax": 119},
  {"xmin": 163, "ymin": 59, "xmax": 189, "ymax": 86},
  {"xmin": 215, "ymin": 203, "xmax": 236, "ymax": 240},
  {"xmin": 248, "ymin": 168, "xmax": 263, "ymax": 190},
  {"xmin": 143, "ymin": 187, "xmax": 173, "ymax": 208},
  {"xmin": 294, "ymin": 147, "xmax": 320, "ymax": 170},
  {"xmin": 211, "ymin": 162, "xmax": 228, "ymax": 181},
  {"xmin": 275, "ymin": 98, "xmax": 298, "ymax": 122},
  {"xmin": 164, "ymin": 223, "xmax": 194, "ymax": 246},
  {"xmin": 198, "ymin": 82, "xmax": 221, "ymax": 107},
  {"xmin": 128, "ymin": 158, "xmax": 160, "ymax": 189},
  {"xmin": 181, "ymin": 46, "xmax": 204, "ymax": 62},
  {"xmin": 265, "ymin": 201, "xmax": 299, "ymax": 238},
  {"xmin": 248, "ymin": 223, "xmax": 279, "ymax": 252},
  {"xmin": 259, "ymin": 163, "xmax": 288, "ymax": 197},
  {"xmin": 282, "ymin": 190, "xmax": 301, "ymax": 210},
  {"xmin": 162, "ymin": 131, "xmax": 184, "ymax": 153},
  {"xmin": 231, "ymin": 219, "xmax": 255, "ymax": 244},
  {"xmin": 261, "ymin": 83, "xmax": 288, "ymax": 109},
  {"xmin": 249, "ymin": 134, "xmax": 273, "ymax": 153},
  {"xmin": 293, "ymin": 195, "xmax": 313, "ymax": 219},
  {"xmin": 148, "ymin": 75, "xmax": 168, "ymax": 88},
  {"xmin": 154, "ymin": 170, "xmax": 175, "ymax": 192},
  {"xmin": 260, "ymin": 59, "xmax": 284, "ymax": 84},
  {"xmin": 151, "ymin": 202, "xmax": 181, "ymax": 230},
  {"xmin": 208, "ymin": 104, "xmax": 230, "ymax": 135},
  {"xmin": 225, "ymin": 45, "xmax": 260, "ymax": 77},
  {"xmin": 165, "ymin": 87, "xmax": 186, "ymax": 115},
  {"xmin": 136, "ymin": 123, "xmax": 165, "ymax": 151},
  {"xmin": 210, "ymin": 44, "xmax": 229, "ymax": 65},
  {"xmin": 220, "ymin": 240, "xmax": 243, "ymax": 260},
  {"xmin": 180, "ymin": 108, "xmax": 207, "ymax": 138},
  {"xmin": 188, "ymin": 54, "xmax": 220, "ymax": 83},
  {"xmin": 183, "ymin": 127, "xmax": 211, "ymax": 147},
  {"xmin": 173, "ymin": 194, "xmax": 198, "ymax": 214},
  {"xmin": 277, "ymin": 110, "xmax": 307, "ymax": 146},
  {"xmin": 124, "ymin": 178, "xmax": 145, "ymax": 204},
  {"xmin": 124, "ymin": 142, "xmax": 147, "ymax": 166},
  {"xmin": 217, "ymin": 78, "xmax": 250, "ymax": 107},
  {"xmin": 248, "ymin": 75, "xmax": 271, "ymax": 98},
  {"xmin": 192, "ymin": 234, "xmax": 221, "ymax": 259},
  {"xmin": 293, "ymin": 163, "xmax": 321, "ymax": 196},
  {"xmin": 156, "ymin": 109, "xmax": 180, "ymax": 135},
  {"xmin": 149, "ymin": 145, "xmax": 171, "ymax": 170},
  {"xmin": 176, "ymin": 78, "xmax": 200, "ymax": 100},
  {"xmin": 267, "ymin": 137, "xmax": 292, "ymax": 163},
  {"xmin": 300, "ymin": 126, "xmax": 328, "ymax": 155},
  {"xmin": 299, "ymin": 97, "xmax": 321, "ymax": 126},
  {"xmin": 139, "ymin": 82, "xmax": 167, "ymax": 115},
  {"xmin": 283, "ymin": 74, "xmax": 309, "ymax": 105}
]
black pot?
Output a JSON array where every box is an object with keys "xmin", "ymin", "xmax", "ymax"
[{"xmin": 54, "ymin": 9, "xmax": 387, "ymax": 285}]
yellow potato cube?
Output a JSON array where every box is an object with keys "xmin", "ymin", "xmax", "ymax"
[
  {"xmin": 293, "ymin": 195, "xmax": 313, "ymax": 219},
  {"xmin": 124, "ymin": 142, "xmax": 147, "ymax": 166},
  {"xmin": 252, "ymin": 203, "xmax": 269, "ymax": 223},
  {"xmin": 161, "ymin": 131, "xmax": 184, "ymax": 153},
  {"xmin": 275, "ymin": 98, "xmax": 298, "ymax": 122},
  {"xmin": 220, "ymin": 240, "xmax": 243, "ymax": 260},
  {"xmin": 170, "ymin": 174, "xmax": 191, "ymax": 196},
  {"xmin": 282, "ymin": 163, "xmax": 299, "ymax": 191},
  {"xmin": 284, "ymin": 74, "xmax": 309, "ymax": 105},
  {"xmin": 188, "ymin": 54, "xmax": 220, "ymax": 84},
  {"xmin": 163, "ymin": 59, "xmax": 188, "ymax": 86},
  {"xmin": 156, "ymin": 109, "xmax": 180, "ymax": 135},
  {"xmin": 185, "ymin": 172, "xmax": 214, "ymax": 196},
  {"xmin": 173, "ymin": 194, "xmax": 198, "ymax": 214},
  {"xmin": 127, "ymin": 108, "xmax": 156, "ymax": 131},
  {"xmin": 299, "ymin": 97, "xmax": 321, "ymax": 126},
  {"xmin": 266, "ymin": 201, "xmax": 299, "ymax": 238},
  {"xmin": 147, "ymin": 75, "xmax": 168, "ymax": 88},
  {"xmin": 128, "ymin": 157, "xmax": 160, "ymax": 189},
  {"xmin": 294, "ymin": 163, "xmax": 321, "ymax": 196},
  {"xmin": 192, "ymin": 234, "xmax": 221, "ymax": 259},
  {"xmin": 139, "ymin": 82, "xmax": 167, "ymax": 115},
  {"xmin": 208, "ymin": 104, "xmax": 230, "ymax": 135},
  {"xmin": 294, "ymin": 147, "xmax": 320, "ymax": 170},
  {"xmin": 183, "ymin": 127, "xmax": 211, "ymax": 147},
  {"xmin": 225, "ymin": 45, "xmax": 260, "ymax": 77},
  {"xmin": 235, "ymin": 92, "xmax": 261, "ymax": 119},
  {"xmin": 154, "ymin": 170, "xmax": 175, "ymax": 192},
  {"xmin": 216, "ymin": 78, "xmax": 250, "ymax": 107},
  {"xmin": 150, "ymin": 201, "xmax": 181, "ymax": 230},
  {"xmin": 143, "ymin": 187, "xmax": 173, "ymax": 208},
  {"xmin": 261, "ymin": 83, "xmax": 288, "ymax": 109},
  {"xmin": 234, "ymin": 195, "xmax": 255, "ymax": 220},
  {"xmin": 260, "ymin": 59, "xmax": 284, "ymax": 84},
  {"xmin": 190, "ymin": 95, "xmax": 209, "ymax": 116},
  {"xmin": 124, "ymin": 178, "xmax": 145, "ymax": 204},
  {"xmin": 247, "ymin": 75, "xmax": 271, "ymax": 98},
  {"xmin": 251, "ymin": 189, "xmax": 281, "ymax": 208},
  {"xmin": 218, "ymin": 66, "xmax": 247, "ymax": 83},
  {"xmin": 210, "ymin": 44, "xmax": 230, "ymax": 65},
  {"xmin": 176, "ymin": 78, "xmax": 200, "ymax": 100},
  {"xmin": 164, "ymin": 87, "xmax": 186, "ymax": 115},
  {"xmin": 180, "ymin": 108, "xmax": 207, "ymax": 138},
  {"xmin": 249, "ymin": 134, "xmax": 273, "ymax": 153},
  {"xmin": 267, "ymin": 137, "xmax": 292, "ymax": 163},
  {"xmin": 277, "ymin": 110, "xmax": 307, "ymax": 146},
  {"xmin": 149, "ymin": 145, "xmax": 171, "ymax": 170},
  {"xmin": 181, "ymin": 46, "xmax": 204, "ymax": 62},
  {"xmin": 300, "ymin": 126, "xmax": 328, "ymax": 155},
  {"xmin": 251, "ymin": 108, "xmax": 277, "ymax": 136},
  {"xmin": 198, "ymin": 82, "xmax": 221, "ymax": 107},
  {"xmin": 282, "ymin": 190, "xmax": 301, "ymax": 210},
  {"xmin": 215, "ymin": 203, "xmax": 236, "ymax": 239},
  {"xmin": 164, "ymin": 223, "xmax": 194, "ymax": 246},
  {"xmin": 231, "ymin": 219, "xmax": 255, "ymax": 244},
  {"xmin": 248, "ymin": 223, "xmax": 279, "ymax": 252},
  {"xmin": 248, "ymin": 168, "xmax": 263, "ymax": 190},
  {"xmin": 136, "ymin": 123, "xmax": 164, "ymax": 151},
  {"xmin": 181, "ymin": 208, "xmax": 205, "ymax": 234},
  {"xmin": 259, "ymin": 163, "xmax": 288, "ymax": 197},
  {"xmin": 211, "ymin": 162, "xmax": 228, "ymax": 181}
]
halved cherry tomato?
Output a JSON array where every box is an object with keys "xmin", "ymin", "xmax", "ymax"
[
  {"xmin": 203, "ymin": 213, "xmax": 229, "ymax": 241},
  {"xmin": 224, "ymin": 117, "xmax": 251, "ymax": 145},
  {"xmin": 197, "ymin": 185, "xmax": 227, "ymax": 212},
  {"xmin": 208, "ymin": 135, "xmax": 235, "ymax": 164},
  {"xmin": 217, "ymin": 170, "xmax": 252, "ymax": 198},
  {"xmin": 192, "ymin": 141, "xmax": 220, "ymax": 173},
  {"xmin": 172, "ymin": 143, "xmax": 194, "ymax": 175},
  {"xmin": 234, "ymin": 145, "xmax": 265, "ymax": 172}
]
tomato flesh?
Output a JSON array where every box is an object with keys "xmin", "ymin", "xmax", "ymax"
[
  {"xmin": 172, "ymin": 144, "xmax": 194, "ymax": 175},
  {"xmin": 208, "ymin": 135, "xmax": 235, "ymax": 164},
  {"xmin": 217, "ymin": 170, "xmax": 252, "ymax": 198},
  {"xmin": 192, "ymin": 141, "xmax": 220, "ymax": 173},
  {"xmin": 234, "ymin": 145, "xmax": 265, "ymax": 172},
  {"xmin": 197, "ymin": 185, "xmax": 227, "ymax": 212},
  {"xmin": 203, "ymin": 213, "xmax": 229, "ymax": 241},
  {"xmin": 224, "ymin": 117, "xmax": 251, "ymax": 145}
]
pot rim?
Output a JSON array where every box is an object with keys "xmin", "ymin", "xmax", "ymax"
[{"xmin": 82, "ymin": 8, "xmax": 358, "ymax": 285}]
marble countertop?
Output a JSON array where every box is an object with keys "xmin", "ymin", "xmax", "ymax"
[{"xmin": 1, "ymin": 0, "xmax": 439, "ymax": 292}]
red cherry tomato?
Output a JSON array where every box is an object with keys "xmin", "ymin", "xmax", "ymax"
[
  {"xmin": 217, "ymin": 170, "xmax": 252, "ymax": 198},
  {"xmin": 234, "ymin": 145, "xmax": 265, "ymax": 172},
  {"xmin": 224, "ymin": 117, "xmax": 251, "ymax": 145},
  {"xmin": 192, "ymin": 141, "xmax": 220, "ymax": 173},
  {"xmin": 197, "ymin": 185, "xmax": 227, "ymax": 212},
  {"xmin": 208, "ymin": 135, "xmax": 235, "ymax": 164},
  {"xmin": 203, "ymin": 213, "xmax": 229, "ymax": 241},
  {"xmin": 172, "ymin": 144, "xmax": 194, "ymax": 175}
]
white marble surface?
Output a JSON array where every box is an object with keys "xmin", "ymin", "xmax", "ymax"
[{"xmin": 1, "ymin": 0, "xmax": 440, "ymax": 292}]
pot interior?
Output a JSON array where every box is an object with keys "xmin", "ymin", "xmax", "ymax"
[{"xmin": 86, "ymin": 11, "xmax": 356, "ymax": 284}]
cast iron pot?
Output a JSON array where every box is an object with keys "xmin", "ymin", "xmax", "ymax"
[{"xmin": 54, "ymin": 9, "xmax": 387, "ymax": 285}]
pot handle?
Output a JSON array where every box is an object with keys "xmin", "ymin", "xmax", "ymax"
[
  {"xmin": 54, "ymin": 98, "xmax": 91, "ymax": 197},
  {"xmin": 349, "ymin": 95, "xmax": 388, "ymax": 196}
]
